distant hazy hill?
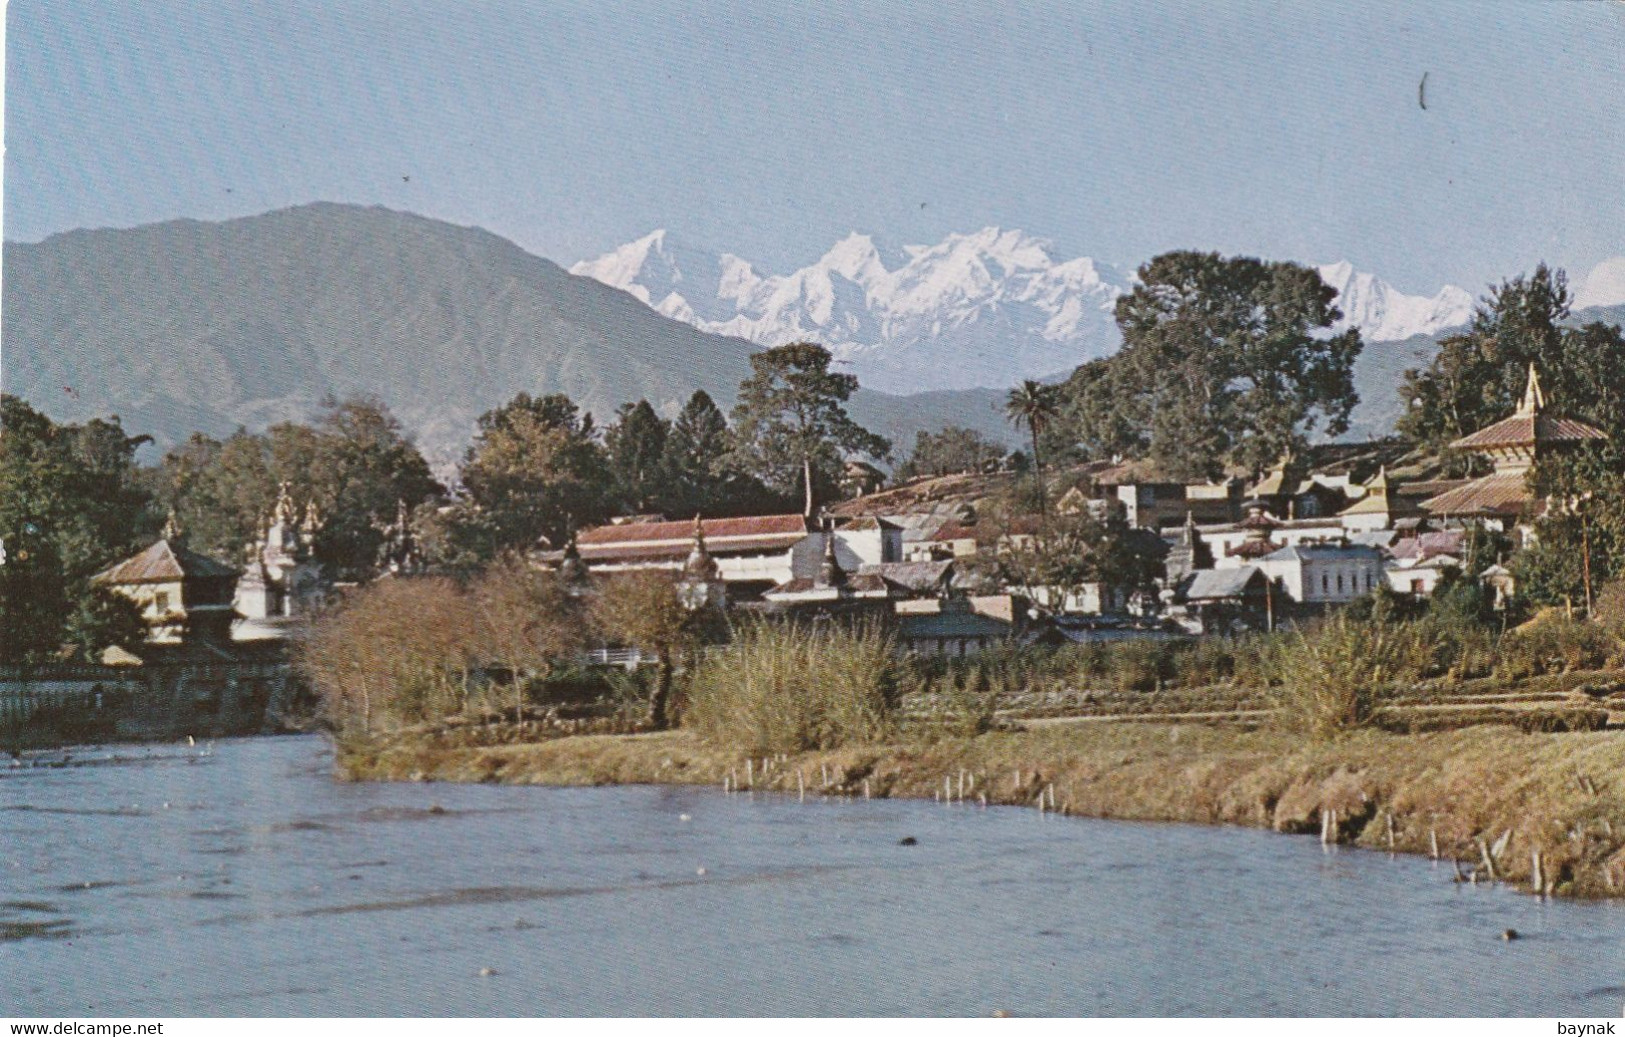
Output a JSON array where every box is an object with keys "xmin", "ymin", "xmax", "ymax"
[{"xmin": 0, "ymin": 203, "xmax": 1017, "ymax": 466}]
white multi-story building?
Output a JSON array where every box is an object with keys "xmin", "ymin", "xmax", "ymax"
[{"xmin": 1257, "ymin": 542, "xmax": 1384, "ymax": 605}]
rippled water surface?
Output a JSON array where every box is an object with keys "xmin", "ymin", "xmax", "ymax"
[{"xmin": 4, "ymin": 734, "xmax": 1625, "ymax": 1016}]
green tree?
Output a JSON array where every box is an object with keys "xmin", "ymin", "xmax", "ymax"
[
  {"xmin": 1399, "ymin": 266, "xmax": 1625, "ymax": 454},
  {"xmin": 1517, "ymin": 459, "xmax": 1625, "ymax": 614},
  {"xmin": 661, "ymin": 390, "xmax": 730, "ymax": 514},
  {"xmin": 604, "ymin": 399, "xmax": 671, "ymax": 514},
  {"xmin": 1072, "ymin": 252, "xmax": 1362, "ymax": 479},
  {"xmin": 154, "ymin": 398, "xmax": 440, "ymax": 578},
  {"xmin": 411, "ymin": 498, "xmax": 494, "ymax": 576},
  {"xmin": 1049, "ymin": 357, "xmax": 1145, "ymax": 465},
  {"xmin": 976, "ymin": 499, "xmax": 1165, "ymax": 612},
  {"xmin": 659, "ymin": 390, "xmax": 785, "ymax": 517},
  {"xmin": 0, "ymin": 532, "xmax": 72, "ymax": 662},
  {"xmin": 896, "ymin": 425, "xmax": 1010, "ymax": 481},
  {"xmin": 64, "ymin": 586, "xmax": 148, "ymax": 661},
  {"xmin": 278, "ymin": 397, "xmax": 442, "ymax": 580},
  {"xmin": 1005, "ymin": 381, "xmax": 1063, "ymax": 513},
  {"xmin": 157, "ymin": 430, "xmax": 276, "ymax": 562},
  {"xmin": 460, "ymin": 392, "xmax": 610, "ymax": 553},
  {"xmin": 730, "ymin": 343, "xmax": 890, "ymax": 515},
  {"xmin": 0, "ymin": 396, "xmax": 151, "ymax": 661},
  {"xmin": 1398, "ymin": 267, "xmax": 1625, "ymax": 607}
]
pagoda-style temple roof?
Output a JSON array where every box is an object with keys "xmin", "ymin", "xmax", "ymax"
[
  {"xmin": 93, "ymin": 539, "xmax": 239, "ymax": 585},
  {"xmin": 1447, "ymin": 366, "xmax": 1606, "ymax": 452},
  {"xmin": 1449, "ymin": 414, "xmax": 1608, "ymax": 452},
  {"xmin": 1424, "ymin": 366, "xmax": 1608, "ymax": 519}
]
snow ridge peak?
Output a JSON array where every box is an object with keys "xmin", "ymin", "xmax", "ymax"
[{"xmin": 572, "ymin": 231, "xmax": 1473, "ymax": 393}]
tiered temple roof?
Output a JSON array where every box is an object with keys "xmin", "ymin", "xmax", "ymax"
[{"xmin": 1423, "ymin": 366, "xmax": 1607, "ymax": 519}]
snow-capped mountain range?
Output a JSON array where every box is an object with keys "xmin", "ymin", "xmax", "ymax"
[{"xmin": 572, "ymin": 228, "xmax": 1478, "ymax": 394}]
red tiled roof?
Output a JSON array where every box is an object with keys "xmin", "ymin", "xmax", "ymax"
[
  {"xmin": 1420, "ymin": 472, "xmax": 1531, "ymax": 516},
  {"xmin": 576, "ymin": 536, "xmax": 811, "ymax": 563},
  {"xmin": 1231, "ymin": 537, "xmax": 1279, "ymax": 559},
  {"xmin": 928, "ymin": 520, "xmax": 979, "ymax": 542},
  {"xmin": 1390, "ymin": 530, "xmax": 1467, "ymax": 561},
  {"xmin": 93, "ymin": 539, "xmax": 239, "ymax": 585},
  {"xmin": 1450, "ymin": 414, "xmax": 1607, "ymax": 451},
  {"xmin": 576, "ymin": 514, "xmax": 810, "ymax": 547}
]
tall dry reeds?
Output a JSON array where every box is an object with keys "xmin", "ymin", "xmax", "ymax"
[
  {"xmin": 1496, "ymin": 611, "xmax": 1623, "ymax": 680},
  {"xmin": 1268, "ymin": 613, "xmax": 1406, "ymax": 740},
  {"xmin": 683, "ymin": 621, "xmax": 902, "ymax": 752}
]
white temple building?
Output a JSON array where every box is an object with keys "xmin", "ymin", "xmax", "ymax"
[{"xmin": 233, "ymin": 484, "xmax": 325, "ymax": 641}]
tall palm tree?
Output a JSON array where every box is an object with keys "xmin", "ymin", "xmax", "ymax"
[{"xmin": 1005, "ymin": 380, "xmax": 1062, "ymax": 515}]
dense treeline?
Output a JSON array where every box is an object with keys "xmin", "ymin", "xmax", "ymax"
[
  {"xmin": 0, "ymin": 343, "xmax": 896, "ymax": 661},
  {"xmin": 156, "ymin": 397, "xmax": 442, "ymax": 578},
  {"xmin": 312, "ymin": 560, "xmax": 1625, "ymax": 750},
  {"xmin": 0, "ymin": 396, "xmax": 150, "ymax": 661},
  {"xmin": 8, "ymin": 249, "xmax": 1625, "ymax": 665},
  {"xmin": 300, "ymin": 561, "xmax": 728, "ymax": 734}
]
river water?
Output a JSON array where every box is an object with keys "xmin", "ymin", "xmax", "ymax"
[{"xmin": 4, "ymin": 734, "xmax": 1624, "ymax": 1017}]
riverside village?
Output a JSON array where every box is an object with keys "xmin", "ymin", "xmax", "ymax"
[
  {"xmin": 9, "ymin": 355, "xmax": 1615, "ymax": 742},
  {"xmin": 10, "ymin": 0, "xmax": 1625, "ymax": 1019},
  {"xmin": 11, "ymin": 249, "xmax": 1625, "ymax": 911}
]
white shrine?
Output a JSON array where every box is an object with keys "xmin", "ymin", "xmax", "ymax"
[{"xmin": 234, "ymin": 483, "xmax": 325, "ymax": 640}]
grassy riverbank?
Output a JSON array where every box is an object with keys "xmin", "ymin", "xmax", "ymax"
[{"xmin": 338, "ymin": 717, "xmax": 1625, "ymax": 899}]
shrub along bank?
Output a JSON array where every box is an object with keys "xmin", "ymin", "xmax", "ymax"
[{"xmin": 326, "ymin": 597, "xmax": 1625, "ymax": 897}]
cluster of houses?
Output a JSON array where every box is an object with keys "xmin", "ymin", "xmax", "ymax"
[
  {"xmin": 534, "ymin": 366, "xmax": 1607, "ymax": 651},
  {"xmin": 91, "ymin": 366, "xmax": 1606, "ymax": 662}
]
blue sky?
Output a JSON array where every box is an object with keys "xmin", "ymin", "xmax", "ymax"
[{"xmin": 5, "ymin": 0, "xmax": 1622, "ymax": 295}]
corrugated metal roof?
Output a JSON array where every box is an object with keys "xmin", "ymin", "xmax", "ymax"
[
  {"xmin": 1389, "ymin": 530, "xmax": 1466, "ymax": 561},
  {"xmin": 856, "ymin": 559, "xmax": 953, "ymax": 593},
  {"xmin": 765, "ymin": 572, "xmax": 890, "ymax": 597},
  {"xmin": 1397, "ymin": 478, "xmax": 1469, "ymax": 499},
  {"xmin": 1182, "ymin": 567, "xmax": 1265, "ymax": 601},
  {"xmin": 92, "ymin": 539, "xmax": 239, "ymax": 585},
  {"xmin": 1262, "ymin": 543, "xmax": 1382, "ymax": 562},
  {"xmin": 1347, "ymin": 530, "xmax": 1399, "ymax": 549}
]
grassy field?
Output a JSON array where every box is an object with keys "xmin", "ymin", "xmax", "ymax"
[{"xmin": 339, "ymin": 690, "xmax": 1625, "ymax": 899}]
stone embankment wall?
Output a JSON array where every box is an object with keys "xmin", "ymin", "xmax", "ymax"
[{"xmin": 0, "ymin": 663, "xmax": 305, "ymax": 748}]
